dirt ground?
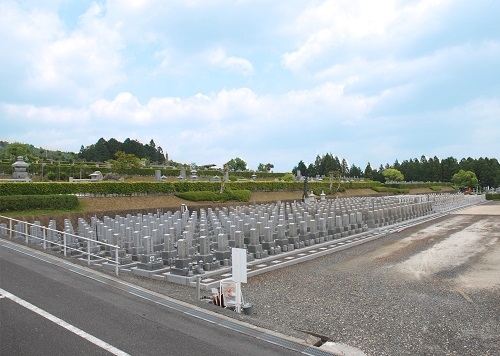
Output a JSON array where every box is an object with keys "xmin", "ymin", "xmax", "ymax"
[{"xmin": 374, "ymin": 204, "xmax": 500, "ymax": 291}]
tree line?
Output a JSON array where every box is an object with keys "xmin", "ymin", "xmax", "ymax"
[
  {"xmin": 78, "ymin": 138, "xmax": 166, "ymax": 164},
  {"xmin": 293, "ymin": 153, "xmax": 500, "ymax": 188},
  {"xmin": 1, "ymin": 141, "xmax": 499, "ymax": 187}
]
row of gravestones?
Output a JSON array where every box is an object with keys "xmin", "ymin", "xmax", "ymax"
[{"xmin": 0, "ymin": 193, "xmax": 485, "ymax": 278}]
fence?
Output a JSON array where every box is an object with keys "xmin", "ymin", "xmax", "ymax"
[{"xmin": 0, "ymin": 216, "xmax": 121, "ymax": 276}]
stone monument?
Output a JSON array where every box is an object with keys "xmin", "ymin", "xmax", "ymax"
[{"xmin": 12, "ymin": 156, "xmax": 30, "ymax": 180}]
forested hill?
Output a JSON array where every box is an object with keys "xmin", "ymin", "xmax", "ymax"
[{"xmin": 78, "ymin": 138, "xmax": 166, "ymax": 164}]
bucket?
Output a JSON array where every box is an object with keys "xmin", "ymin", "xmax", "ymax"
[{"xmin": 242, "ymin": 303, "xmax": 253, "ymax": 315}]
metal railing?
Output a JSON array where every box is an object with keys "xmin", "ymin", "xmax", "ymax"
[{"xmin": 0, "ymin": 216, "xmax": 121, "ymax": 276}]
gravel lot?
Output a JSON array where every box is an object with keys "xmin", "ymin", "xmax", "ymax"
[
  {"xmin": 3, "ymin": 198, "xmax": 499, "ymax": 355},
  {"xmin": 239, "ymin": 201, "xmax": 500, "ymax": 355}
]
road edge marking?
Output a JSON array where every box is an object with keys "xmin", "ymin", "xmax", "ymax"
[{"xmin": 0, "ymin": 288, "xmax": 130, "ymax": 356}]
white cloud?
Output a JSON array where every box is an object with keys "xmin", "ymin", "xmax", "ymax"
[
  {"xmin": 281, "ymin": 0, "xmax": 451, "ymax": 71},
  {"xmin": 0, "ymin": 83, "xmax": 377, "ymax": 166},
  {"xmin": 1, "ymin": 1, "xmax": 125, "ymax": 104},
  {"xmin": 207, "ymin": 48, "xmax": 254, "ymax": 76}
]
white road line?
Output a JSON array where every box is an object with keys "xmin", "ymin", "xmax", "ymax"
[{"xmin": 0, "ymin": 288, "xmax": 130, "ymax": 356}]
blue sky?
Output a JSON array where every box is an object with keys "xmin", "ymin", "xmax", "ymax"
[{"xmin": 1, "ymin": 0, "xmax": 499, "ymax": 172}]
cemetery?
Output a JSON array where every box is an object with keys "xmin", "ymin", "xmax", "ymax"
[{"xmin": 0, "ymin": 192, "xmax": 485, "ymax": 295}]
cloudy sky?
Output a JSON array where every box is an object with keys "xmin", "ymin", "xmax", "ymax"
[{"xmin": 1, "ymin": 0, "xmax": 499, "ymax": 172}]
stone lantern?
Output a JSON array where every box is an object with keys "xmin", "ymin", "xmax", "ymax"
[{"xmin": 12, "ymin": 156, "xmax": 30, "ymax": 179}]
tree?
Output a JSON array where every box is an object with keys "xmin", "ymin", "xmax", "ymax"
[
  {"xmin": 475, "ymin": 157, "xmax": 500, "ymax": 188},
  {"xmin": 419, "ymin": 155, "xmax": 430, "ymax": 182},
  {"xmin": 349, "ymin": 164, "xmax": 362, "ymax": 178},
  {"xmin": 107, "ymin": 138, "xmax": 122, "ymax": 157},
  {"xmin": 145, "ymin": 139, "xmax": 157, "ymax": 164},
  {"xmin": 322, "ymin": 153, "xmax": 337, "ymax": 176},
  {"xmin": 459, "ymin": 157, "xmax": 476, "ymax": 173},
  {"xmin": 314, "ymin": 155, "xmax": 322, "ymax": 175},
  {"xmin": 257, "ymin": 163, "xmax": 274, "ymax": 172},
  {"xmin": 6, "ymin": 142, "xmax": 31, "ymax": 160},
  {"xmin": 226, "ymin": 157, "xmax": 247, "ymax": 171},
  {"xmin": 109, "ymin": 151, "xmax": 142, "ymax": 176},
  {"xmin": 78, "ymin": 137, "xmax": 168, "ymax": 164},
  {"xmin": 341, "ymin": 158, "xmax": 349, "ymax": 177},
  {"xmin": 307, "ymin": 163, "xmax": 316, "ymax": 177},
  {"xmin": 292, "ymin": 160, "xmax": 308, "ymax": 177},
  {"xmin": 94, "ymin": 138, "xmax": 111, "ymax": 161},
  {"xmin": 364, "ymin": 163, "xmax": 373, "ymax": 180},
  {"xmin": 383, "ymin": 168, "xmax": 404, "ymax": 182},
  {"xmin": 155, "ymin": 146, "xmax": 166, "ymax": 164},
  {"xmin": 441, "ymin": 156, "xmax": 459, "ymax": 182},
  {"xmin": 122, "ymin": 138, "xmax": 145, "ymax": 158},
  {"xmin": 451, "ymin": 170, "xmax": 478, "ymax": 189},
  {"xmin": 428, "ymin": 156, "xmax": 442, "ymax": 182},
  {"xmin": 393, "ymin": 159, "xmax": 401, "ymax": 171}
]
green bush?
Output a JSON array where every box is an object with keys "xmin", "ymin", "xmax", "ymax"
[
  {"xmin": 372, "ymin": 186, "xmax": 409, "ymax": 194},
  {"xmin": 0, "ymin": 180, "xmax": 382, "ymax": 197},
  {"xmin": 0, "ymin": 194, "xmax": 80, "ymax": 212},
  {"xmin": 225, "ymin": 189, "xmax": 251, "ymax": 202},
  {"xmin": 430, "ymin": 186, "xmax": 442, "ymax": 191},
  {"xmin": 485, "ymin": 193, "xmax": 500, "ymax": 201},
  {"xmin": 385, "ymin": 182, "xmax": 453, "ymax": 189},
  {"xmin": 174, "ymin": 190, "xmax": 251, "ymax": 202},
  {"xmin": 281, "ymin": 173, "xmax": 294, "ymax": 182}
]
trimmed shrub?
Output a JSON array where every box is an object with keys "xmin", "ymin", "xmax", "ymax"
[
  {"xmin": 0, "ymin": 194, "xmax": 80, "ymax": 212},
  {"xmin": 174, "ymin": 190, "xmax": 251, "ymax": 202},
  {"xmin": 485, "ymin": 193, "xmax": 500, "ymax": 201},
  {"xmin": 372, "ymin": 186, "xmax": 409, "ymax": 194},
  {"xmin": 0, "ymin": 180, "xmax": 382, "ymax": 196}
]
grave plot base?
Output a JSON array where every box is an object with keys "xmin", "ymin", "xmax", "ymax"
[
  {"xmin": 131, "ymin": 266, "xmax": 170, "ymax": 278},
  {"xmin": 136, "ymin": 260, "xmax": 164, "ymax": 270},
  {"xmin": 166, "ymin": 273, "xmax": 196, "ymax": 285}
]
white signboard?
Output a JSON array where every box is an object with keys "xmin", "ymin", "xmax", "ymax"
[{"xmin": 231, "ymin": 248, "xmax": 247, "ymax": 283}]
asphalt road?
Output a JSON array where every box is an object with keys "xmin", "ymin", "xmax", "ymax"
[{"xmin": 0, "ymin": 245, "xmax": 303, "ymax": 356}]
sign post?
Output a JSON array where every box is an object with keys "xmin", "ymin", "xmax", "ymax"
[{"xmin": 231, "ymin": 248, "xmax": 247, "ymax": 313}]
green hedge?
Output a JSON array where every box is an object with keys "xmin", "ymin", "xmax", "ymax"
[
  {"xmin": 384, "ymin": 182, "xmax": 453, "ymax": 189},
  {"xmin": 0, "ymin": 194, "xmax": 80, "ymax": 212},
  {"xmin": 0, "ymin": 180, "xmax": 381, "ymax": 196},
  {"xmin": 373, "ymin": 186, "xmax": 410, "ymax": 194},
  {"xmin": 174, "ymin": 190, "xmax": 251, "ymax": 202},
  {"xmin": 485, "ymin": 193, "xmax": 500, "ymax": 201},
  {"xmin": 0, "ymin": 162, "xmax": 292, "ymax": 180}
]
